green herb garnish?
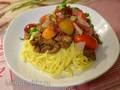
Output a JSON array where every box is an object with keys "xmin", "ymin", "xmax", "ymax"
[
  {"xmin": 93, "ymin": 33, "xmax": 103, "ymax": 44},
  {"xmin": 29, "ymin": 28, "xmax": 39, "ymax": 37},
  {"xmin": 58, "ymin": 0, "xmax": 67, "ymax": 10},
  {"xmin": 87, "ymin": 17, "xmax": 94, "ymax": 29},
  {"xmin": 85, "ymin": 13, "xmax": 90, "ymax": 17}
]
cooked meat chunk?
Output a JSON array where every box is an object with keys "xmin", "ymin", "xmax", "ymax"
[
  {"xmin": 58, "ymin": 35, "xmax": 72, "ymax": 49},
  {"xmin": 40, "ymin": 45, "xmax": 52, "ymax": 53},
  {"xmin": 48, "ymin": 43, "xmax": 60, "ymax": 54},
  {"xmin": 83, "ymin": 48, "xmax": 96, "ymax": 60},
  {"xmin": 58, "ymin": 41, "xmax": 70, "ymax": 49},
  {"xmin": 24, "ymin": 32, "xmax": 30, "ymax": 40},
  {"xmin": 43, "ymin": 39, "xmax": 56, "ymax": 46},
  {"xmin": 30, "ymin": 39, "xmax": 38, "ymax": 46},
  {"xmin": 54, "ymin": 35, "xmax": 62, "ymax": 42},
  {"xmin": 34, "ymin": 46, "xmax": 41, "ymax": 53},
  {"xmin": 54, "ymin": 35, "xmax": 72, "ymax": 48},
  {"xmin": 37, "ymin": 24, "xmax": 43, "ymax": 33},
  {"xmin": 62, "ymin": 35, "xmax": 72, "ymax": 44}
]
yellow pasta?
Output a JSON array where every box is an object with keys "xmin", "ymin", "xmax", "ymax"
[{"xmin": 20, "ymin": 40, "xmax": 93, "ymax": 78}]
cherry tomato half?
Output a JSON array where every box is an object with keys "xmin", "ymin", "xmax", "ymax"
[
  {"xmin": 73, "ymin": 34, "xmax": 98, "ymax": 49},
  {"xmin": 40, "ymin": 15, "xmax": 46, "ymax": 24}
]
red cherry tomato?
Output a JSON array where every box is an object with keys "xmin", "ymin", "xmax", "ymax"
[
  {"xmin": 40, "ymin": 15, "xmax": 46, "ymax": 24},
  {"xmin": 73, "ymin": 34, "xmax": 98, "ymax": 49},
  {"xmin": 24, "ymin": 24, "xmax": 36, "ymax": 32}
]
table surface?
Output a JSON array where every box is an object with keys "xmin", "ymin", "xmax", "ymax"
[{"xmin": 0, "ymin": 0, "xmax": 120, "ymax": 90}]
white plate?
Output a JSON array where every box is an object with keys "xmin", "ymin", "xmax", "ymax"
[{"xmin": 3, "ymin": 4, "xmax": 120, "ymax": 87}]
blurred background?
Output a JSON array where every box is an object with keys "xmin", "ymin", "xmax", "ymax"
[{"xmin": 0, "ymin": 0, "xmax": 96, "ymax": 30}]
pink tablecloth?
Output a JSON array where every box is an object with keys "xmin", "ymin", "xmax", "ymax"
[{"xmin": 0, "ymin": 0, "xmax": 120, "ymax": 90}]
